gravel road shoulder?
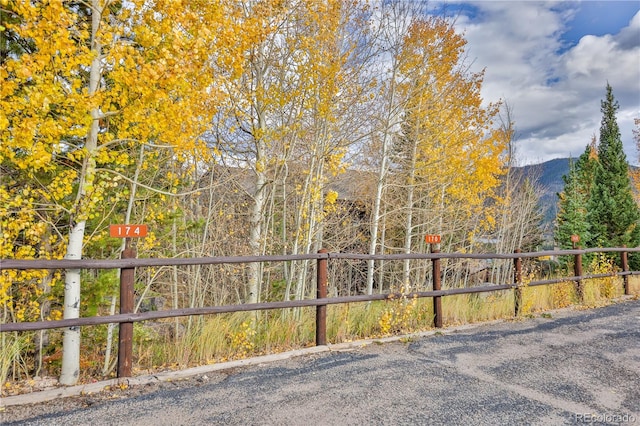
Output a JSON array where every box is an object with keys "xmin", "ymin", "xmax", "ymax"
[{"xmin": 2, "ymin": 299, "xmax": 639, "ymax": 425}]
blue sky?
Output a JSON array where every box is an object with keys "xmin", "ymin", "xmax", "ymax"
[
  {"xmin": 431, "ymin": 1, "xmax": 640, "ymax": 165},
  {"xmin": 562, "ymin": 1, "xmax": 639, "ymax": 46}
]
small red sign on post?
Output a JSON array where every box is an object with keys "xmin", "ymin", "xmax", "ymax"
[
  {"xmin": 571, "ymin": 234, "xmax": 580, "ymax": 243},
  {"xmin": 425, "ymin": 234, "xmax": 441, "ymax": 244},
  {"xmin": 110, "ymin": 224, "xmax": 148, "ymax": 238}
]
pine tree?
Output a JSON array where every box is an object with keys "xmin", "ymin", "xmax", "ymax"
[
  {"xmin": 587, "ymin": 84, "xmax": 640, "ymax": 265},
  {"xmin": 555, "ymin": 141, "xmax": 597, "ymax": 263}
]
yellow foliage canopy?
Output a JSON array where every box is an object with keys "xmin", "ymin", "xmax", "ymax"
[
  {"xmin": 0, "ymin": 0, "xmax": 277, "ymax": 312},
  {"xmin": 395, "ymin": 17, "xmax": 507, "ymax": 235}
]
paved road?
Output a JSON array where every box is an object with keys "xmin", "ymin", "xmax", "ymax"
[{"xmin": 3, "ymin": 300, "xmax": 639, "ymax": 425}]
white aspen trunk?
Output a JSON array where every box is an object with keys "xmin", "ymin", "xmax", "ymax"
[
  {"xmin": 284, "ymin": 195, "xmax": 303, "ymax": 301},
  {"xmin": 402, "ymin": 134, "xmax": 419, "ymax": 292},
  {"xmin": 280, "ymin": 164, "xmax": 290, "ymax": 287},
  {"xmin": 60, "ymin": 0, "xmax": 102, "ymax": 385},
  {"xmin": 493, "ymin": 109, "xmax": 515, "ymax": 285},
  {"xmin": 367, "ymin": 131, "xmax": 391, "ymax": 295},
  {"xmin": 367, "ymin": 53, "xmax": 401, "ymax": 295},
  {"xmin": 286, "ymin": 148, "xmax": 319, "ymax": 301},
  {"xmin": 295, "ymin": 157, "xmax": 325, "ymax": 301},
  {"xmin": 299, "ymin": 113, "xmax": 331, "ymax": 301},
  {"xmin": 191, "ymin": 168, "xmax": 215, "ymax": 305},
  {"xmin": 247, "ymin": 146, "xmax": 267, "ymax": 304},
  {"xmin": 245, "ymin": 40, "xmax": 270, "ymax": 305},
  {"xmin": 59, "ymin": 221, "xmax": 85, "ymax": 385},
  {"xmin": 378, "ymin": 205, "xmax": 388, "ymax": 294},
  {"xmin": 402, "ymin": 184, "xmax": 415, "ymax": 291},
  {"xmin": 436, "ymin": 184, "xmax": 446, "ymax": 287}
]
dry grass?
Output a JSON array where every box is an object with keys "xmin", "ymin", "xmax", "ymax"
[
  {"xmin": 628, "ymin": 275, "xmax": 640, "ymax": 294},
  {"xmin": 2, "ymin": 272, "xmax": 638, "ymax": 387},
  {"xmin": 129, "ymin": 270, "xmax": 639, "ymax": 374},
  {"xmin": 442, "ymin": 291, "xmax": 514, "ymax": 325}
]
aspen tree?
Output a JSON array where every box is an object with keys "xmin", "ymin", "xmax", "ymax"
[
  {"xmin": 212, "ymin": 0, "xmax": 368, "ymax": 302},
  {"xmin": 389, "ymin": 16, "xmax": 506, "ymax": 289},
  {"xmin": 364, "ymin": 0, "xmax": 417, "ymax": 295},
  {"xmin": 1, "ymin": 0, "xmax": 261, "ymax": 384}
]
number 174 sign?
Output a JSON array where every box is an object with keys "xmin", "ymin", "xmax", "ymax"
[{"xmin": 110, "ymin": 224, "xmax": 148, "ymax": 238}]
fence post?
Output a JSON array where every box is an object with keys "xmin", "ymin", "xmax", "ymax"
[
  {"xmin": 621, "ymin": 246, "xmax": 630, "ymax": 295},
  {"xmin": 574, "ymin": 248, "xmax": 583, "ymax": 302},
  {"xmin": 117, "ymin": 243, "xmax": 136, "ymax": 378},
  {"xmin": 514, "ymin": 249, "xmax": 523, "ymax": 316},
  {"xmin": 432, "ymin": 245, "xmax": 442, "ymax": 328},
  {"xmin": 316, "ymin": 249, "xmax": 328, "ymax": 346}
]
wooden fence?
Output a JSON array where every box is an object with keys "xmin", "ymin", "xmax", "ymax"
[{"xmin": 1, "ymin": 246, "xmax": 638, "ymax": 378}]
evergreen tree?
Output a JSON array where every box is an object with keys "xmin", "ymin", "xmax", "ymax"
[
  {"xmin": 555, "ymin": 142, "xmax": 597, "ymax": 249},
  {"xmin": 587, "ymin": 84, "xmax": 640, "ymax": 266},
  {"xmin": 555, "ymin": 140, "xmax": 598, "ymax": 269}
]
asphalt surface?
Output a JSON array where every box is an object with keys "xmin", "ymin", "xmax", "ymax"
[{"xmin": 2, "ymin": 299, "xmax": 639, "ymax": 425}]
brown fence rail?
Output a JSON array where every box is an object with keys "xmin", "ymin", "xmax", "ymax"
[{"xmin": 1, "ymin": 246, "xmax": 638, "ymax": 377}]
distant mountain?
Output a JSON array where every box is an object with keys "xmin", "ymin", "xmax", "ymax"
[
  {"xmin": 514, "ymin": 158, "xmax": 572, "ymax": 229},
  {"xmin": 519, "ymin": 158, "xmax": 571, "ymax": 193}
]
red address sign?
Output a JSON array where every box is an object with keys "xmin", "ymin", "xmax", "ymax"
[
  {"xmin": 110, "ymin": 224, "xmax": 148, "ymax": 238},
  {"xmin": 425, "ymin": 234, "xmax": 441, "ymax": 244}
]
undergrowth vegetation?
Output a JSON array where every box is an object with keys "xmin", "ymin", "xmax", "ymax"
[{"xmin": 2, "ymin": 269, "xmax": 638, "ymax": 394}]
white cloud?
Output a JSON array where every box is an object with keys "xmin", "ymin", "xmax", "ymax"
[
  {"xmin": 447, "ymin": 2, "xmax": 640, "ymax": 165},
  {"xmin": 615, "ymin": 9, "xmax": 640, "ymax": 50}
]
